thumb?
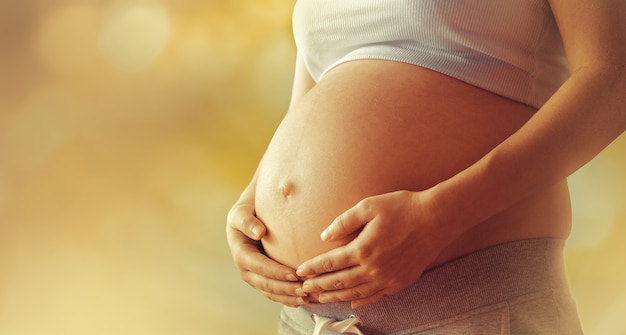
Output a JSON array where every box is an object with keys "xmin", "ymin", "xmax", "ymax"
[
  {"xmin": 321, "ymin": 203, "xmax": 371, "ymax": 242},
  {"xmin": 227, "ymin": 203, "xmax": 267, "ymax": 240}
]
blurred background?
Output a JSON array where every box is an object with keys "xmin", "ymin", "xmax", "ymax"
[{"xmin": 0, "ymin": 0, "xmax": 624, "ymax": 334}]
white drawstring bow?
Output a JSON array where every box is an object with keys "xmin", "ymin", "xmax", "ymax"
[{"xmin": 311, "ymin": 314, "xmax": 363, "ymax": 335}]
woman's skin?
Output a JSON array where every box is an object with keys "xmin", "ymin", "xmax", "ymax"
[
  {"xmin": 253, "ymin": 58, "xmax": 573, "ymax": 304},
  {"xmin": 226, "ymin": 0, "xmax": 626, "ymax": 309}
]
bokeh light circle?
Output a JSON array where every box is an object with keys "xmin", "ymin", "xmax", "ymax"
[{"xmin": 99, "ymin": 2, "xmax": 171, "ymax": 72}]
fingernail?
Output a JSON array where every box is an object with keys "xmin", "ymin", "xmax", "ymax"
[
  {"xmin": 286, "ymin": 274, "xmax": 298, "ymax": 281},
  {"xmin": 296, "ymin": 266, "xmax": 305, "ymax": 277},
  {"xmin": 251, "ymin": 225, "xmax": 261, "ymax": 239},
  {"xmin": 302, "ymin": 282, "xmax": 311, "ymax": 292},
  {"xmin": 320, "ymin": 230, "xmax": 330, "ymax": 241},
  {"xmin": 318, "ymin": 294, "xmax": 329, "ymax": 303},
  {"xmin": 295, "ymin": 288, "xmax": 306, "ymax": 297},
  {"xmin": 297, "ymin": 297, "xmax": 308, "ymax": 305}
]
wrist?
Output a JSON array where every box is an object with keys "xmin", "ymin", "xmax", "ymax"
[{"xmin": 418, "ymin": 184, "xmax": 470, "ymax": 244}]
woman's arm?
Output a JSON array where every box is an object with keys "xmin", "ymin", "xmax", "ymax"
[
  {"xmin": 432, "ymin": 0, "xmax": 626, "ymax": 236},
  {"xmin": 226, "ymin": 53, "xmax": 316, "ymax": 307},
  {"xmin": 296, "ymin": 0, "xmax": 626, "ymax": 308}
]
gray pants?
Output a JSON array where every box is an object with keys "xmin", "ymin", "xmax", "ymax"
[{"xmin": 278, "ymin": 238, "xmax": 583, "ymax": 335}]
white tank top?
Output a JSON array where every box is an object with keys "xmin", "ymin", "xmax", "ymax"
[{"xmin": 292, "ymin": 0, "xmax": 569, "ymax": 108}]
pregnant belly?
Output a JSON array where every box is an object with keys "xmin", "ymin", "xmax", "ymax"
[{"xmin": 255, "ymin": 60, "xmax": 566, "ymax": 269}]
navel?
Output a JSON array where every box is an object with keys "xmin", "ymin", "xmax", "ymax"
[{"xmin": 279, "ymin": 182, "xmax": 295, "ymax": 200}]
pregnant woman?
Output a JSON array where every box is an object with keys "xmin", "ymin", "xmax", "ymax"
[{"xmin": 227, "ymin": 1, "xmax": 626, "ymax": 334}]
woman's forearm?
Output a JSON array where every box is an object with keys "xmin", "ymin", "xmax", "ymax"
[{"xmin": 428, "ymin": 65, "xmax": 626, "ymax": 237}]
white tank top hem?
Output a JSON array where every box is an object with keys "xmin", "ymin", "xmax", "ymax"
[{"xmin": 293, "ymin": 0, "xmax": 569, "ymax": 109}]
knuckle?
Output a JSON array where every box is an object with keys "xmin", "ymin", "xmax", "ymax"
[
  {"xmin": 334, "ymin": 214, "xmax": 347, "ymax": 232},
  {"xmin": 351, "ymin": 289, "xmax": 364, "ymax": 299},
  {"xmin": 267, "ymin": 267, "xmax": 283, "ymax": 281},
  {"xmin": 227, "ymin": 203, "xmax": 246, "ymax": 225},
  {"xmin": 356, "ymin": 244, "xmax": 374, "ymax": 260},
  {"xmin": 260, "ymin": 278, "xmax": 271, "ymax": 293},
  {"xmin": 367, "ymin": 267, "xmax": 383, "ymax": 279},
  {"xmin": 322, "ymin": 259, "xmax": 335, "ymax": 272},
  {"xmin": 359, "ymin": 197, "xmax": 375, "ymax": 213},
  {"xmin": 232, "ymin": 251, "xmax": 251, "ymax": 270},
  {"xmin": 292, "ymin": 285, "xmax": 304, "ymax": 296},
  {"xmin": 332, "ymin": 279, "xmax": 345, "ymax": 289},
  {"xmin": 226, "ymin": 207, "xmax": 237, "ymax": 226}
]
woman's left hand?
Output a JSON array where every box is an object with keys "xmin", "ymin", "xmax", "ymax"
[{"xmin": 295, "ymin": 190, "xmax": 453, "ymax": 309}]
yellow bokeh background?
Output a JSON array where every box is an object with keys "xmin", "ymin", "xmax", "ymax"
[{"xmin": 1, "ymin": 1, "xmax": 624, "ymax": 334}]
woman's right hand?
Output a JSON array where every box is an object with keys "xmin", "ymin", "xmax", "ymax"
[{"xmin": 226, "ymin": 202, "xmax": 309, "ymax": 307}]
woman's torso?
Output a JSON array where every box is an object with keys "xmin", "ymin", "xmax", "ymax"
[
  {"xmin": 255, "ymin": 0, "xmax": 570, "ymax": 270},
  {"xmin": 255, "ymin": 60, "xmax": 572, "ymax": 270}
]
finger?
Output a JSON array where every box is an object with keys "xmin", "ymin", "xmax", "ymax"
[
  {"xmin": 296, "ymin": 245, "xmax": 357, "ymax": 277},
  {"xmin": 227, "ymin": 224, "xmax": 299, "ymax": 282},
  {"xmin": 321, "ymin": 198, "xmax": 373, "ymax": 241},
  {"xmin": 239, "ymin": 241, "xmax": 299, "ymax": 282},
  {"xmin": 227, "ymin": 203, "xmax": 266, "ymax": 240},
  {"xmin": 317, "ymin": 282, "xmax": 383, "ymax": 304},
  {"xmin": 261, "ymin": 290, "xmax": 309, "ymax": 308},
  {"xmin": 301, "ymin": 266, "xmax": 365, "ymax": 293},
  {"xmin": 243, "ymin": 270, "xmax": 307, "ymax": 299}
]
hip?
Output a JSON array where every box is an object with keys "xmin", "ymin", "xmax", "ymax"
[{"xmin": 278, "ymin": 238, "xmax": 583, "ymax": 335}]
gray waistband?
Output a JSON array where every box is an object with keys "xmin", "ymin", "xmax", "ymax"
[{"xmin": 294, "ymin": 238, "xmax": 570, "ymax": 334}]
